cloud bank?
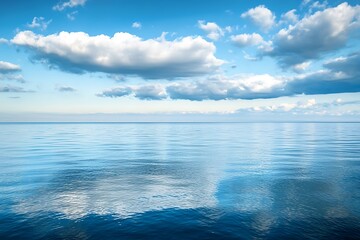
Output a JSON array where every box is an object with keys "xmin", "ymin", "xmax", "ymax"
[{"xmin": 98, "ymin": 50, "xmax": 360, "ymax": 101}]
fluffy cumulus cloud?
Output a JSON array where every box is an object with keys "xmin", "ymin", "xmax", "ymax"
[
  {"xmin": 27, "ymin": 17, "xmax": 52, "ymax": 31},
  {"xmin": 231, "ymin": 33, "xmax": 264, "ymax": 47},
  {"xmin": 53, "ymin": 0, "xmax": 87, "ymax": 11},
  {"xmin": 11, "ymin": 31, "xmax": 223, "ymax": 79},
  {"xmin": 241, "ymin": 5, "xmax": 276, "ymax": 32},
  {"xmin": 268, "ymin": 3, "xmax": 360, "ymax": 68},
  {"xmin": 198, "ymin": 21, "xmax": 224, "ymax": 41}
]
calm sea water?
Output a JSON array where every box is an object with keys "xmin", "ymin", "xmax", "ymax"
[{"xmin": 0, "ymin": 123, "xmax": 359, "ymax": 239}]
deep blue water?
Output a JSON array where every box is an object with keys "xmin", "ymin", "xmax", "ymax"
[{"xmin": 0, "ymin": 122, "xmax": 359, "ymax": 239}]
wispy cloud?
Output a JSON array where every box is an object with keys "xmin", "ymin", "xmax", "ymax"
[
  {"xmin": 0, "ymin": 61, "xmax": 25, "ymax": 83},
  {"xmin": 0, "ymin": 38, "xmax": 8, "ymax": 44},
  {"xmin": 56, "ymin": 86, "xmax": 77, "ymax": 92},
  {"xmin": 66, "ymin": 11, "xmax": 78, "ymax": 21},
  {"xmin": 27, "ymin": 17, "xmax": 52, "ymax": 31},
  {"xmin": 0, "ymin": 85, "xmax": 33, "ymax": 93},
  {"xmin": 53, "ymin": 0, "xmax": 87, "ymax": 11}
]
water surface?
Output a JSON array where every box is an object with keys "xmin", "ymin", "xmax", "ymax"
[{"xmin": 0, "ymin": 123, "xmax": 359, "ymax": 239}]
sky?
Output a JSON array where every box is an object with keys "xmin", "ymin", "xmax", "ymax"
[{"xmin": 0, "ymin": 0, "xmax": 359, "ymax": 121}]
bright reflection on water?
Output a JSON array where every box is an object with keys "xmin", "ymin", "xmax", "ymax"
[{"xmin": 0, "ymin": 123, "xmax": 359, "ymax": 239}]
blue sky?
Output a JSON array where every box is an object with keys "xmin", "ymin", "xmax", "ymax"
[{"xmin": 0, "ymin": 0, "xmax": 359, "ymax": 121}]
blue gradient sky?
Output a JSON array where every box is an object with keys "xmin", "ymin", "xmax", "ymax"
[{"xmin": 0, "ymin": 0, "xmax": 359, "ymax": 121}]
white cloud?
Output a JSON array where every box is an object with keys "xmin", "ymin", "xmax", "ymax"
[
  {"xmin": 0, "ymin": 61, "xmax": 24, "ymax": 83},
  {"xmin": 292, "ymin": 61, "xmax": 311, "ymax": 72},
  {"xmin": 309, "ymin": 1, "xmax": 328, "ymax": 12},
  {"xmin": 269, "ymin": 3, "xmax": 360, "ymax": 68},
  {"xmin": 0, "ymin": 38, "xmax": 8, "ymax": 44},
  {"xmin": 99, "ymin": 74, "xmax": 287, "ymax": 101},
  {"xmin": 241, "ymin": 5, "xmax": 276, "ymax": 32},
  {"xmin": 53, "ymin": 0, "xmax": 87, "ymax": 11},
  {"xmin": 134, "ymin": 84, "xmax": 167, "ymax": 100},
  {"xmin": 67, "ymin": 11, "xmax": 78, "ymax": 21},
  {"xmin": 301, "ymin": 0, "xmax": 312, "ymax": 7},
  {"xmin": 239, "ymin": 98, "xmax": 360, "ymax": 116},
  {"xmin": 132, "ymin": 22, "xmax": 142, "ymax": 29},
  {"xmin": 0, "ymin": 61, "xmax": 21, "ymax": 73},
  {"xmin": 280, "ymin": 9, "xmax": 299, "ymax": 24},
  {"xmin": 27, "ymin": 17, "xmax": 52, "ymax": 31},
  {"xmin": 231, "ymin": 33, "xmax": 264, "ymax": 47},
  {"xmin": 224, "ymin": 26, "xmax": 232, "ymax": 33},
  {"xmin": 11, "ymin": 31, "xmax": 223, "ymax": 79},
  {"xmin": 97, "ymin": 86, "xmax": 132, "ymax": 98},
  {"xmin": 98, "ymin": 84, "xmax": 167, "ymax": 100},
  {"xmin": 0, "ymin": 74, "xmax": 25, "ymax": 83},
  {"xmin": 98, "ymin": 58, "xmax": 360, "ymax": 100},
  {"xmin": 198, "ymin": 20, "xmax": 224, "ymax": 41}
]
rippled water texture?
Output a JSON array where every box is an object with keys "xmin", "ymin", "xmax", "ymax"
[{"xmin": 0, "ymin": 123, "xmax": 359, "ymax": 239}]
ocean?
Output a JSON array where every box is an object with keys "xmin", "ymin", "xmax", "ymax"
[{"xmin": 0, "ymin": 122, "xmax": 359, "ymax": 239}]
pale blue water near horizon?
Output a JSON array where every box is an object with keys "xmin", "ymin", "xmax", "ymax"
[{"xmin": 0, "ymin": 122, "xmax": 359, "ymax": 239}]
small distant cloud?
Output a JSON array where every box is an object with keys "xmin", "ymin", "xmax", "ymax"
[
  {"xmin": 107, "ymin": 74, "xmax": 126, "ymax": 82},
  {"xmin": 56, "ymin": 86, "xmax": 76, "ymax": 92},
  {"xmin": 0, "ymin": 61, "xmax": 21, "ymax": 73},
  {"xmin": 0, "ymin": 85, "xmax": 33, "ymax": 93},
  {"xmin": 134, "ymin": 85, "xmax": 167, "ymax": 100},
  {"xmin": 53, "ymin": 0, "xmax": 87, "ymax": 11},
  {"xmin": 241, "ymin": 5, "xmax": 276, "ymax": 32},
  {"xmin": 198, "ymin": 20, "xmax": 224, "ymax": 41},
  {"xmin": 231, "ymin": 33, "xmax": 264, "ymax": 48},
  {"xmin": 0, "ymin": 61, "xmax": 25, "ymax": 83},
  {"xmin": 237, "ymin": 98, "xmax": 360, "ymax": 117},
  {"xmin": 0, "ymin": 38, "xmax": 8, "ymax": 44},
  {"xmin": 0, "ymin": 74, "xmax": 25, "ymax": 83},
  {"xmin": 292, "ymin": 61, "xmax": 311, "ymax": 73},
  {"xmin": 67, "ymin": 11, "xmax": 78, "ymax": 21},
  {"xmin": 97, "ymin": 86, "xmax": 132, "ymax": 98},
  {"xmin": 132, "ymin": 22, "xmax": 142, "ymax": 29},
  {"xmin": 279, "ymin": 9, "xmax": 298, "ymax": 24},
  {"xmin": 27, "ymin": 17, "xmax": 52, "ymax": 31}
]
